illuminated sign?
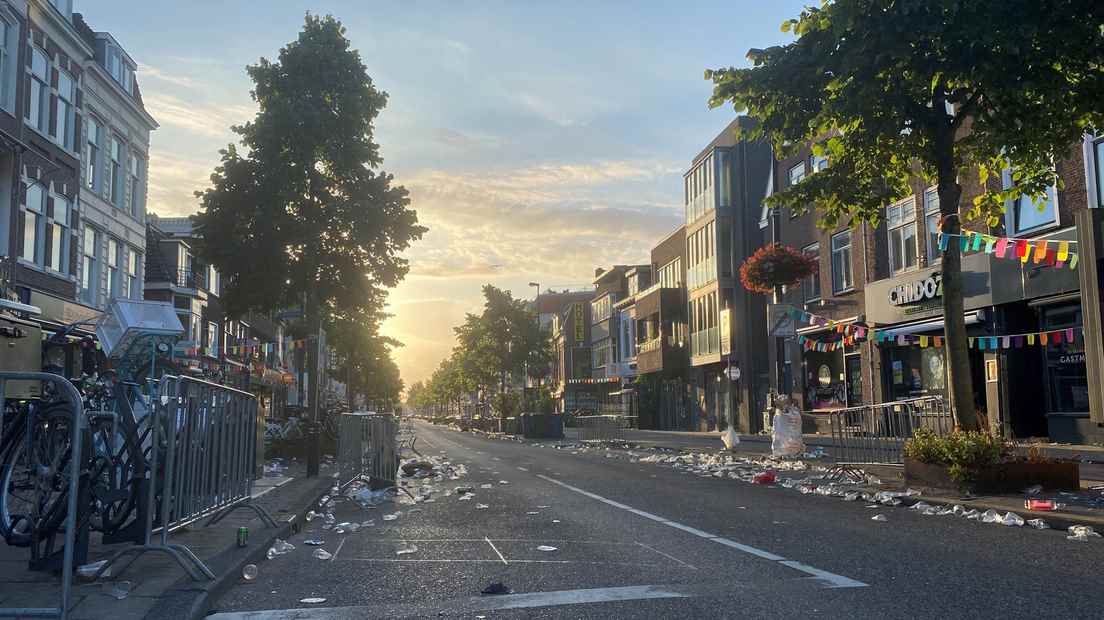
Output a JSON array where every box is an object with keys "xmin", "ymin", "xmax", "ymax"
[{"xmin": 888, "ymin": 272, "xmax": 942, "ymax": 306}]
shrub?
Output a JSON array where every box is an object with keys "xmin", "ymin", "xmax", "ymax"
[
  {"xmin": 903, "ymin": 428, "xmax": 1009, "ymax": 484},
  {"xmin": 739, "ymin": 243, "xmax": 819, "ymax": 294}
]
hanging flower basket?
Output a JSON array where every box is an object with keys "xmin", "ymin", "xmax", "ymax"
[{"xmin": 739, "ymin": 243, "xmax": 819, "ymax": 294}]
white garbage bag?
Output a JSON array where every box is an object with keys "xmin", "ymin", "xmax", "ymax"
[
  {"xmin": 771, "ymin": 403, "xmax": 804, "ymax": 458},
  {"xmin": 721, "ymin": 427, "xmax": 740, "ymax": 451}
]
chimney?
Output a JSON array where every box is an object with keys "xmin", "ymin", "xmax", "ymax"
[{"xmin": 594, "ymin": 267, "xmax": 605, "ymax": 278}]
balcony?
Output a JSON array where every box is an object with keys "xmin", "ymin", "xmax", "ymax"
[
  {"xmin": 685, "ymin": 188, "xmax": 715, "ymax": 224},
  {"xmin": 687, "ymin": 257, "xmax": 717, "ymax": 291},
  {"xmin": 637, "ymin": 334, "xmax": 687, "ymax": 374},
  {"xmin": 146, "ymin": 268, "xmax": 207, "ymax": 294}
]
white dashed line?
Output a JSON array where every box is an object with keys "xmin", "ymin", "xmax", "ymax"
[
  {"xmin": 535, "ymin": 474, "xmax": 867, "ymax": 589},
  {"xmin": 485, "ymin": 536, "xmax": 509, "ymax": 565}
]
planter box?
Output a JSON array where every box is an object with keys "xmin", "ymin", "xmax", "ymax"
[{"xmin": 904, "ymin": 457, "xmax": 1080, "ymax": 494}]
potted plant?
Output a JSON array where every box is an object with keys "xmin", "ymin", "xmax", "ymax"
[
  {"xmin": 903, "ymin": 429, "xmax": 1080, "ymax": 493},
  {"xmin": 739, "ymin": 243, "xmax": 819, "ymax": 294}
]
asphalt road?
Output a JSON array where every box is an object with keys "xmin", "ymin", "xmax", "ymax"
[{"xmin": 209, "ymin": 421, "xmax": 1104, "ymax": 619}]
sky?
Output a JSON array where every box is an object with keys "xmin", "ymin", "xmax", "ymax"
[{"xmin": 81, "ymin": 0, "xmax": 808, "ymax": 389}]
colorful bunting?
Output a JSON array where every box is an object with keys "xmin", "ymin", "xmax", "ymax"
[{"xmin": 937, "ymin": 230, "xmax": 1078, "ymax": 271}]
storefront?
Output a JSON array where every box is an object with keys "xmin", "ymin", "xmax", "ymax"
[{"xmin": 795, "ymin": 321, "xmax": 866, "ymax": 412}]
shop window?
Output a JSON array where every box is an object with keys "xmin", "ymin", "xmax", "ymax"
[
  {"xmin": 923, "ymin": 188, "xmax": 941, "ymax": 263},
  {"xmin": 1002, "ymin": 167, "xmax": 1057, "ymax": 235},
  {"xmin": 804, "ymin": 347, "xmax": 846, "ymax": 410},
  {"xmin": 887, "ymin": 196, "xmax": 917, "ymax": 274},
  {"xmin": 884, "ymin": 342, "xmax": 946, "ymax": 401},
  {"xmin": 831, "ymin": 230, "xmax": 853, "ymax": 293},
  {"xmin": 1041, "ymin": 304, "xmax": 1089, "ymax": 414},
  {"xmin": 803, "ymin": 242, "xmax": 820, "ymax": 302}
]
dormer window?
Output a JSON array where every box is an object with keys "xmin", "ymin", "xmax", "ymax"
[
  {"xmin": 105, "ymin": 45, "xmax": 135, "ymax": 95},
  {"xmin": 48, "ymin": 0, "xmax": 72, "ymax": 19}
]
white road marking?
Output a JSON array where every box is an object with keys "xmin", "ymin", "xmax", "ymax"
[
  {"xmin": 342, "ymin": 559, "xmax": 667, "ymax": 566},
  {"xmin": 480, "ymin": 585, "xmax": 690, "ymax": 610},
  {"xmin": 636, "ymin": 541, "xmax": 698, "ymax": 570},
  {"xmin": 535, "ymin": 474, "xmax": 867, "ymax": 589},
  {"xmin": 485, "ymin": 536, "xmax": 509, "ymax": 565},
  {"xmin": 517, "ymin": 466, "xmax": 529, "ymax": 471},
  {"xmin": 330, "ymin": 538, "xmax": 347, "ymax": 561}
]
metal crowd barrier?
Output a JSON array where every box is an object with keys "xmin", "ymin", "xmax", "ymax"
[
  {"xmin": 99, "ymin": 375, "xmax": 275, "ymax": 582},
  {"xmin": 337, "ymin": 412, "xmax": 399, "ymax": 490},
  {"xmin": 0, "ymin": 373, "xmax": 87, "ymax": 620},
  {"xmin": 827, "ymin": 396, "xmax": 952, "ymax": 475},
  {"xmin": 575, "ymin": 414, "xmax": 638, "ymax": 442}
]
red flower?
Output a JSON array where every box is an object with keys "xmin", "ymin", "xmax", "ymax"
[{"xmin": 739, "ymin": 243, "xmax": 819, "ymax": 294}]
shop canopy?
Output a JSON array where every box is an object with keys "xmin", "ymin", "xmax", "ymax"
[{"xmin": 875, "ymin": 310, "xmax": 985, "ymax": 339}]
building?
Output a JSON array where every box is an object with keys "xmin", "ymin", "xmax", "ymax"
[
  {"xmin": 767, "ymin": 138, "xmax": 1096, "ymax": 443},
  {"xmin": 73, "ymin": 12, "xmax": 156, "ymax": 312},
  {"xmin": 589, "ymin": 265, "xmax": 648, "ymax": 407},
  {"xmin": 530, "ymin": 288, "xmax": 593, "ymax": 390},
  {"xmin": 550, "ymin": 299, "xmax": 593, "ymax": 413},
  {"xmin": 683, "ymin": 118, "xmax": 772, "ymax": 432},
  {"xmin": 634, "ymin": 225, "xmax": 692, "ymax": 429}
]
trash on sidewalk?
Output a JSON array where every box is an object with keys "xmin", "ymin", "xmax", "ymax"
[
  {"xmin": 1067, "ymin": 525, "xmax": 1102, "ymax": 542},
  {"xmin": 721, "ymin": 427, "xmax": 740, "ymax": 451},
  {"xmin": 396, "ymin": 545, "xmax": 418, "ymax": 555},
  {"xmin": 105, "ymin": 581, "xmax": 133, "ymax": 600},
  {"xmin": 1001, "ymin": 512, "xmax": 1025, "ymax": 527},
  {"xmin": 312, "ymin": 549, "xmax": 333, "ymax": 560},
  {"xmin": 871, "ymin": 514, "xmax": 888, "ymax": 522},
  {"xmin": 1026, "ymin": 519, "xmax": 1050, "ymax": 529},
  {"xmin": 752, "ymin": 470, "xmax": 776, "ymax": 485},
  {"xmin": 242, "ymin": 564, "xmax": 259, "ymax": 581},
  {"xmin": 266, "ymin": 539, "xmax": 295, "ymax": 559},
  {"xmin": 77, "ymin": 560, "xmax": 111, "ymax": 580},
  {"xmin": 305, "ymin": 510, "xmax": 317, "ymax": 522},
  {"xmin": 455, "ymin": 485, "xmax": 475, "ymax": 495},
  {"xmin": 383, "ymin": 512, "xmax": 401, "ymax": 521},
  {"xmin": 476, "ymin": 503, "xmax": 489, "ymax": 509},
  {"xmin": 498, "ymin": 480, "xmax": 510, "ymax": 485},
  {"xmin": 771, "ymin": 402, "xmax": 804, "ymax": 458},
  {"xmin": 537, "ymin": 545, "xmax": 558, "ymax": 552},
  {"xmin": 304, "ymin": 539, "xmax": 326, "ymax": 546},
  {"xmin": 481, "ymin": 582, "xmax": 512, "ymax": 596},
  {"xmin": 300, "ymin": 597, "xmax": 328, "ymax": 604},
  {"xmin": 980, "ymin": 509, "xmax": 1002, "ymax": 524},
  {"xmin": 459, "ymin": 493, "xmax": 475, "ymax": 501}
]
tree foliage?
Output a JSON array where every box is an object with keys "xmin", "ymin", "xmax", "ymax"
[
  {"xmin": 193, "ymin": 14, "xmax": 426, "ymax": 326},
  {"xmin": 707, "ymin": 0, "xmax": 1104, "ymax": 429},
  {"xmin": 327, "ymin": 318, "xmax": 404, "ymax": 408}
]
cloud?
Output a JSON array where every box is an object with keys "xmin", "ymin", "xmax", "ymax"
[
  {"xmin": 146, "ymin": 151, "xmax": 214, "ymax": 216},
  {"xmin": 138, "ymin": 63, "xmax": 197, "ymax": 88},
  {"xmin": 143, "ymin": 92, "xmax": 254, "ymax": 139}
]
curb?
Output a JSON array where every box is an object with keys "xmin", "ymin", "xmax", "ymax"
[{"xmin": 141, "ymin": 477, "xmax": 333, "ymax": 620}]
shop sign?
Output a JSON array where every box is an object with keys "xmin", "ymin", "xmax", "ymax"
[
  {"xmin": 888, "ymin": 272, "xmax": 942, "ymax": 307},
  {"xmin": 1059, "ymin": 352, "xmax": 1086, "ymax": 365},
  {"xmin": 720, "ymin": 308, "xmax": 732, "ymax": 356},
  {"xmin": 573, "ymin": 303, "xmax": 585, "ymax": 343}
]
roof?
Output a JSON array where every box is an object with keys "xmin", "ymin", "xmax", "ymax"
[{"xmin": 688, "ymin": 116, "xmax": 759, "ymax": 169}]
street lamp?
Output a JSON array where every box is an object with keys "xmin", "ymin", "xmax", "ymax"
[{"xmin": 528, "ymin": 282, "xmax": 540, "ymax": 299}]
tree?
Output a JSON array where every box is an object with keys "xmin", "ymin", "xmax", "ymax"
[
  {"xmin": 327, "ymin": 318, "xmax": 404, "ymax": 410},
  {"xmin": 193, "ymin": 14, "xmax": 426, "ymax": 327},
  {"xmin": 707, "ymin": 0, "xmax": 1104, "ymax": 430}
]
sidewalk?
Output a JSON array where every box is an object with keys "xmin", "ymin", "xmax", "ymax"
[{"xmin": 0, "ymin": 463, "xmax": 332, "ymax": 620}]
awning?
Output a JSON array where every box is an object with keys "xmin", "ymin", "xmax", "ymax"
[{"xmin": 876, "ymin": 310, "xmax": 985, "ymax": 338}]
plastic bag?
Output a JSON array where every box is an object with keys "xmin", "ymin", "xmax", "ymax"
[
  {"xmin": 721, "ymin": 427, "xmax": 740, "ymax": 451},
  {"xmin": 771, "ymin": 403, "xmax": 804, "ymax": 458}
]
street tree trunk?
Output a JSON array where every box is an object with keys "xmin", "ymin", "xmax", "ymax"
[{"xmin": 935, "ymin": 142, "xmax": 979, "ymax": 432}]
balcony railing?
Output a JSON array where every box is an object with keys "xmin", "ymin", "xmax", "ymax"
[
  {"xmin": 685, "ymin": 187, "xmax": 715, "ymax": 224},
  {"xmin": 149, "ymin": 268, "xmax": 207, "ymax": 291},
  {"xmin": 690, "ymin": 327, "xmax": 719, "ymax": 357},
  {"xmin": 687, "ymin": 257, "xmax": 717, "ymax": 290},
  {"xmin": 638, "ymin": 336, "xmax": 662, "ymax": 354}
]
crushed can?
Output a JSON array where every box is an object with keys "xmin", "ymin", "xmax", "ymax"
[
  {"xmin": 1024, "ymin": 499, "xmax": 1059, "ymax": 511},
  {"xmin": 237, "ymin": 526, "xmax": 249, "ymax": 547}
]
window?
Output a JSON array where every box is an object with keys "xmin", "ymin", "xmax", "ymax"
[
  {"xmin": 107, "ymin": 238, "xmax": 120, "ymax": 298},
  {"xmin": 1002, "ymin": 167, "xmax": 1057, "ymax": 235},
  {"xmin": 591, "ymin": 295, "xmax": 611, "ymax": 324},
  {"xmin": 831, "ymin": 230, "xmax": 853, "ymax": 293},
  {"xmin": 788, "ymin": 162, "xmax": 806, "ymax": 186},
  {"xmin": 47, "ymin": 0, "xmax": 72, "ymax": 17},
  {"xmin": 55, "ymin": 70, "xmax": 75, "ymax": 150},
  {"xmin": 659, "ymin": 258, "xmax": 682, "ymax": 288},
  {"xmin": 109, "ymin": 137, "xmax": 123, "ymax": 206},
  {"xmin": 207, "ymin": 265, "xmax": 220, "ymax": 296},
  {"xmin": 803, "ymin": 242, "xmax": 820, "ymax": 302},
  {"xmin": 47, "ymin": 197, "xmax": 70, "ymax": 273},
  {"xmin": 85, "ymin": 118, "xmax": 101, "ymax": 190},
  {"xmin": 125, "ymin": 249, "xmax": 140, "ymax": 299},
  {"xmin": 128, "ymin": 153, "xmax": 144, "ymax": 217},
  {"xmin": 810, "ymin": 153, "xmax": 828, "ymax": 173},
  {"xmin": 105, "ymin": 46, "xmax": 134, "ymax": 93},
  {"xmin": 1041, "ymin": 304, "xmax": 1089, "ymax": 414},
  {"xmin": 887, "ymin": 196, "xmax": 917, "ymax": 274},
  {"xmin": 206, "ymin": 322, "xmax": 219, "ymax": 354},
  {"xmin": 0, "ymin": 17, "xmax": 11, "ymax": 110},
  {"xmin": 22, "ymin": 184, "xmax": 45, "ymax": 263},
  {"xmin": 28, "ymin": 48, "xmax": 49, "ymax": 133},
  {"xmin": 81, "ymin": 226, "xmax": 100, "ymax": 306},
  {"xmin": 924, "ymin": 188, "xmax": 941, "ymax": 262}
]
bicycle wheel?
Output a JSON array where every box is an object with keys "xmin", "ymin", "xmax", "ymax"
[
  {"xmin": 0, "ymin": 403, "xmax": 82, "ymax": 548},
  {"xmin": 85, "ymin": 411, "xmax": 146, "ymax": 534}
]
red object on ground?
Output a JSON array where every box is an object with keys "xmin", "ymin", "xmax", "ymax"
[
  {"xmin": 1024, "ymin": 499, "xmax": 1058, "ymax": 511},
  {"xmin": 753, "ymin": 471, "xmax": 777, "ymax": 484}
]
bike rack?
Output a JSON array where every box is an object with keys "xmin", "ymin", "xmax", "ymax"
[{"xmin": 0, "ymin": 373, "xmax": 88, "ymax": 620}]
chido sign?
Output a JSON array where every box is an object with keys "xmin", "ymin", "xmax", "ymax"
[{"xmin": 888, "ymin": 272, "xmax": 942, "ymax": 307}]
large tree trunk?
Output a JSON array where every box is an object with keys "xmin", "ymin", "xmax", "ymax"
[{"xmin": 937, "ymin": 169, "xmax": 979, "ymax": 431}]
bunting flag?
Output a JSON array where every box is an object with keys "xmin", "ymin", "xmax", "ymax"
[
  {"xmin": 937, "ymin": 230, "xmax": 1078, "ymax": 271},
  {"xmin": 881, "ymin": 327, "xmax": 1081, "ymax": 349}
]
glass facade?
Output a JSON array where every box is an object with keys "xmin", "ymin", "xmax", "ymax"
[{"xmin": 1041, "ymin": 304, "xmax": 1089, "ymax": 414}]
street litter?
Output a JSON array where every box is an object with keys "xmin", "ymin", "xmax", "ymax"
[
  {"xmin": 1025, "ymin": 499, "xmax": 1063, "ymax": 511},
  {"xmin": 1001, "ymin": 512, "xmax": 1025, "ymax": 527},
  {"xmin": 721, "ymin": 427, "xmax": 740, "ymax": 451},
  {"xmin": 1027, "ymin": 519, "xmax": 1050, "ymax": 529},
  {"xmin": 383, "ymin": 513, "xmax": 400, "ymax": 521},
  {"xmin": 396, "ymin": 545, "xmax": 418, "ymax": 555},
  {"xmin": 481, "ymin": 483, "xmax": 493, "ymax": 489},
  {"xmin": 455, "ymin": 485, "xmax": 475, "ymax": 494},
  {"xmin": 499, "ymin": 480, "xmax": 510, "ymax": 484},
  {"xmin": 105, "ymin": 580, "xmax": 133, "ymax": 600},
  {"xmin": 266, "ymin": 539, "xmax": 295, "ymax": 559},
  {"xmin": 482, "ymin": 582, "xmax": 512, "ymax": 595},
  {"xmin": 305, "ymin": 510, "xmax": 317, "ymax": 522},
  {"xmin": 1067, "ymin": 525, "xmax": 1102, "ymax": 541},
  {"xmin": 980, "ymin": 509, "xmax": 1002, "ymax": 523},
  {"xmin": 350, "ymin": 487, "xmax": 396, "ymax": 508},
  {"xmin": 753, "ymin": 471, "xmax": 777, "ymax": 485},
  {"xmin": 842, "ymin": 492, "xmax": 860, "ymax": 502},
  {"xmin": 871, "ymin": 514, "xmax": 888, "ymax": 522},
  {"xmin": 304, "ymin": 539, "xmax": 326, "ymax": 546},
  {"xmin": 476, "ymin": 503, "xmax": 489, "ymax": 509},
  {"xmin": 771, "ymin": 401, "xmax": 804, "ymax": 458},
  {"xmin": 312, "ymin": 549, "xmax": 333, "ymax": 560},
  {"xmin": 962, "ymin": 509, "xmax": 981, "ymax": 520},
  {"xmin": 1024, "ymin": 484, "xmax": 1044, "ymax": 495},
  {"xmin": 300, "ymin": 597, "xmax": 327, "ymax": 604},
  {"xmin": 242, "ymin": 564, "xmax": 259, "ymax": 581},
  {"xmin": 77, "ymin": 560, "xmax": 111, "ymax": 580},
  {"xmin": 537, "ymin": 545, "xmax": 558, "ymax": 552},
  {"xmin": 527, "ymin": 511, "xmax": 540, "ymax": 515},
  {"xmin": 361, "ymin": 520, "xmax": 375, "ymax": 527},
  {"xmin": 459, "ymin": 493, "xmax": 475, "ymax": 501},
  {"xmin": 552, "ymin": 519, "xmax": 561, "ymax": 523}
]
